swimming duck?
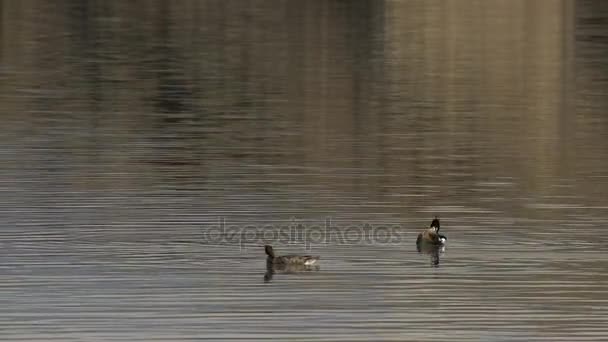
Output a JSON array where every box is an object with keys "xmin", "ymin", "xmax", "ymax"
[
  {"xmin": 265, "ymin": 245, "xmax": 320, "ymax": 267},
  {"xmin": 416, "ymin": 218, "xmax": 447, "ymax": 248},
  {"xmin": 264, "ymin": 259, "xmax": 320, "ymax": 282}
]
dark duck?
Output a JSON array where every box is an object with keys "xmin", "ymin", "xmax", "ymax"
[
  {"xmin": 264, "ymin": 245, "xmax": 320, "ymax": 282},
  {"xmin": 265, "ymin": 245, "xmax": 320, "ymax": 267},
  {"xmin": 416, "ymin": 218, "xmax": 447, "ymax": 248}
]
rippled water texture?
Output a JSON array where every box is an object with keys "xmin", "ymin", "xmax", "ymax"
[{"xmin": 1, "ymin": 1, "xmax": 608, "ymax": 341}]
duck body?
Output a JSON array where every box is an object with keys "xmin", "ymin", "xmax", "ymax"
[
  {"xmin": 264, "ymin": 245, "xmax": 320, "ymax": 282},
  {"xmin": 265, "ymin": 245, "xmax": 320, "ymax": 267},
  {"xmin": 273, "ymin": 255, "xmax": 319, "ymax": 266},
  {"xmin": 264, "ymin": 245, "xmax": 320, "ymax": 268},
  {"xmin": 416, "ymin": 218, "xmax": 447, "ymax": 249}
]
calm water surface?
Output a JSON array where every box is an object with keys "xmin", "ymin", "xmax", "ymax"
[{"xmin": 1, "ymin": 1, "xmax": 608, "ymax": 341}]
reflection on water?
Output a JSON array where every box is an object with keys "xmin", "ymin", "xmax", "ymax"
[
  {"xmin": 417, "ymin": 244, "xmax": 445, "ymax": 267},
  {"xmin": 1, "ymin": 0, "xmax": 608, "ymax": 341}
]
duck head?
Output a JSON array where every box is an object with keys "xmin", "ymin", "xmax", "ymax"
[
  {"xmin": 430, "ymin": 217, "xmax": 441, "ymax": 233},
  {"xmin": 431, "ymin": 217, "xmax": 447, "ymax": 244},
  {"xmin": 264, "ymin": 245, "xmax": 275, "ymax": 258}
]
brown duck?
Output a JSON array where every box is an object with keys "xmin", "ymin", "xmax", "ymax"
[
  {"xmin": 265, "ymin": 245, "xmax": 320, "ymax": 267},
  {"xmin": 416, "ymin": 218, "xmax": 447, "ymax": 248}
]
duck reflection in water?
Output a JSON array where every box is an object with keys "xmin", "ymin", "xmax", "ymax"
[
  {"xmin": 263, "ymin": 245, "xmax": 320, "ymax": 282},
  {"xmin": 417, "ymin": 243, "xmax": 445, "ymax": 267}
]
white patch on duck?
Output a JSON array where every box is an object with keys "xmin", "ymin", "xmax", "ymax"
[{"xmin": 304, "ymin": 258, "xmax": 318, "ymax": 266}]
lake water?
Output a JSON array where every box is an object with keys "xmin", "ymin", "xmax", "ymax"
[{"xmin": 1, "ymin": 1, "xmax": 608, "ymax": 341}]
